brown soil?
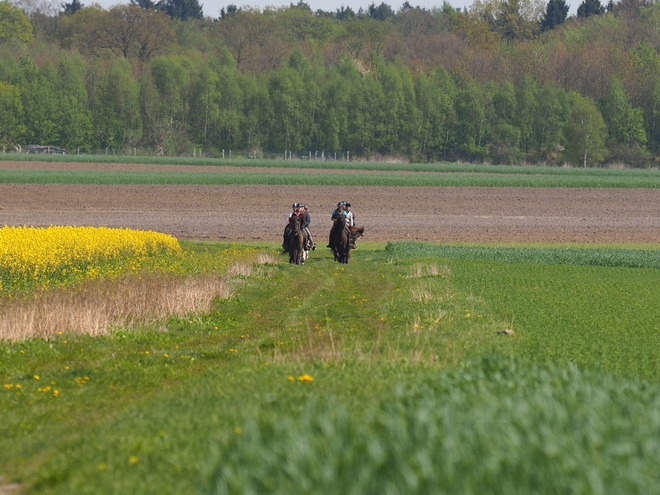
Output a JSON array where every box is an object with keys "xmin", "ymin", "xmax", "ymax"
[{"xmin": 2, "ymin": 161, "xmax": 660, "ymax": 244}]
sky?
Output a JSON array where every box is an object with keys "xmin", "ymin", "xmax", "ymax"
[{"xmin": 93, "ymin": 0, "xmax": 578, "ymax": 20}]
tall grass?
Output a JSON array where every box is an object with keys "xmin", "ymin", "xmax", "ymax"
[
  {"xmin": 0, "ymin": 230, "xmax": 277, "ymax": 339},
  {"xmin": 0, "ymin": 272, "xmax": 231, "ymax": 340}
]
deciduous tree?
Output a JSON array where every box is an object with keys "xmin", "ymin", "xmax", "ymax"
[
  {"xmin": 0, "ymin": 1, "xmax": 34, "ymax": 43},
  {"xmin": 80, "ymin": 5, "xmax": 174, "ymax": 61},
  {"xmin": 563, "ymin": 92, "xmax": 607, "ymax": 166},
  {"xmin": 0, "ymin": 82, "xmax": 25, "ymax": 148}
]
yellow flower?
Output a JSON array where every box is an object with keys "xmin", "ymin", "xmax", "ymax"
[
  {"xmin": 298, "ymin": 374, "xmax": 314, "ymax": 382},
  {"xmin": 33, "ymin": 375, "xmax": 40, "ymax": 380},
  {"xmin": 287, "ymin": 375, "xmax": 295, "ymax": 381},
  {"xmin": 128, "ymin": 456, "xmax": 139, "ymax": 464}
]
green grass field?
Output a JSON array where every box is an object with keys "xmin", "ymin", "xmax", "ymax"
[{"xmin": 2, "ymin": 241, "xmax": 660, "ymax": 493}]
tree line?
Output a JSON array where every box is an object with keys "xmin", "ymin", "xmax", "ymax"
[{"xmin": 1, "ymin": 0, "xmax": 660, "ymax": 165}]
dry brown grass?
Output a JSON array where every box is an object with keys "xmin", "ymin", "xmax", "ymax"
[
  {"xmin": 0, "ymin": 254, "xmax": 279, "ymax": 341},
  {"xmin": 405, "ymin": 262, "xmax": 452, "ymax": 279}
]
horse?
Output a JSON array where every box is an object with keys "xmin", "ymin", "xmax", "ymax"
[
  {"xmin": 329, "ymin": 213, "xmax": 364, "ymax": 264},
  {"xmin": 287, "ymin": 214, "xmax": 306, "ymax": 265}
]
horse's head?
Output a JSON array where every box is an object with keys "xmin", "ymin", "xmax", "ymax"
[
  {"xmin": 350, "ymin": 226, "xmax": 364, "ymax": 238},
  {"xmin": 289, "ymin": 214, "xmax": 303, "ymax": 234}
]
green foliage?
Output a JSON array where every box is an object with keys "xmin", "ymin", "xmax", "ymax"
[
  {"xmin": 0, "ymin": 81, "xmax": 25, "ymax": 148},
  {"xmin": 601, "ymin": 78, "xmax": 647, "ymax": 148},
  {"xmin": 0, "ymin": 1, "xmax": 33, "ymax": 43},
  {"xmin": 577, "ymin": 0, "xmax": 605, "ymax": 18},
  {"xmin": 541, "ymin": 0, "xmax": 569, "ymax": 31},
  {"xmin": 90, "ymin": 58, "xmax": 143, "ymax": 149},
  {"xmin": 563, "ymin": 92, "xmax": 608, "ymax": 167},
  {"xmin": 208, "ymin": 357, "xmax": 660, "ymax": 495},
  {"xmin": 5, "ymin": 6, "xmax": 660, "ymax": 164}
]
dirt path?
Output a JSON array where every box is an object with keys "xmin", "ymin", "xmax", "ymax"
[{"xmin": 2, "ymin": 161, "xmax": 660, "ymax": 243}]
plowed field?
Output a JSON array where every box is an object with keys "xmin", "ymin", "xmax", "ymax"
[{"xmin": 2, "ymin": 161, "xmax": 660, "ymax": 244}]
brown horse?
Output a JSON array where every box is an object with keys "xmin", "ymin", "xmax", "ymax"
[
  {"xmin": 287, "ymin": 214, "xmax": 305, "ymax": 265},
  {"xmin": 329, "ymin": 213, "xmax": 364, "ymax": 264}
]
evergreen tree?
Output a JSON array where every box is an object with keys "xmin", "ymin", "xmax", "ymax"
[
  {"xmin": 367, "ymin": 2, "xmax": 394, "ymax": 20},
  {"xmin": 336, "ymin": 5, "xmax": 356, "ymax": 20},
  {"xmin": 220, "ymin": 4, "xmax": 239, "ymax": 18},
  {"xmin": 577, "ymin": 0, "xmax": 604, "ymax": 18},
  {"xmin": 541, "ymin": 0, "xmax": 569, "ymax": 31},
  {"xmin": 160, "ymin": 0, "xmax": 202, "ymax": 20},
  {"xmin": 61, "ymin": 0, "xmax": 83, "ymax": 15}
]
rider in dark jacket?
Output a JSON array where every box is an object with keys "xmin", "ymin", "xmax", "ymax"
[{"xmin": 283, "ymin": 203, "xmax": 315, "ymax": 251}]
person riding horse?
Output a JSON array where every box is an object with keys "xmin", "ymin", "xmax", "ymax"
[
  {"xmin": 283, "ymin": 203, "xmax": 315, "ymax": 252},
  {"xmin": 328, "ymin": 201, "xmax": 358, "ymax": 249}
]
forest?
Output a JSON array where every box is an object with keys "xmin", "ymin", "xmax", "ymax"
[{"xmin": 1, "ymin": 0, "xmax": 660, "ymax": 166}]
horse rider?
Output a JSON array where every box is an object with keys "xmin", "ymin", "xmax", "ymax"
[
  {"xmin": 345, "ymin": 202, "xmax": 355, "ymax": 227},
  {"xmin": 301, "ymin": 204, "xmax": 316, "ymax": 251},
  {"xmin": 283, "ymin": 203, "xmax": 315, "ymax": 251},
  {"xmin": 283, "ymin": 203, "xmax": 301, "ymax": 251},
  {"xmin": 328, "ymin": 201, "xmax": 353, "ymax": 248},
  {"xmin": 343, "ymin": 202, "xmax": 358, "ymax": 248}
]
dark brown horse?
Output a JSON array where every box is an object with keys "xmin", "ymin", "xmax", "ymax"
[
  {"xmin": 329, "ymin": 213, "xmax": 364, "ymax": 264},
  {"xmin": 288, "ymin": 214, "xmax": 305, "ymax": 265}
]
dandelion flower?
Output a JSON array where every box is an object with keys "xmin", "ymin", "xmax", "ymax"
[{"xmin": 298, "ymin": 374, "xmax": 314, "ymax": 382}]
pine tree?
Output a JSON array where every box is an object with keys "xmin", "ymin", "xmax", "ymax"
[
  {"xmin": 160, "ymin": 0, "xmax": 203, "ymax": 20},
  {"xmin": 577, "ymin": 0, "xmax": 605, "ymax": 18},
  {"xmin": 541, "ymin": 0, "xmax": 569, "ymax": 31},
  {"xmin": 61, "ymin": 0, "xmax": 83, "ymax": 15}
]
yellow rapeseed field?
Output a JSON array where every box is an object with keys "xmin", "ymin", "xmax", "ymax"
[{"xmin": 0, "ymin": 226, "xmax": 181, "ymax": 292}]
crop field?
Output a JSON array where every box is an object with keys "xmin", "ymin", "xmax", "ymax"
[{"xmin": 1, "ymin": 157, "xmax": 660, "ymax": 493}]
